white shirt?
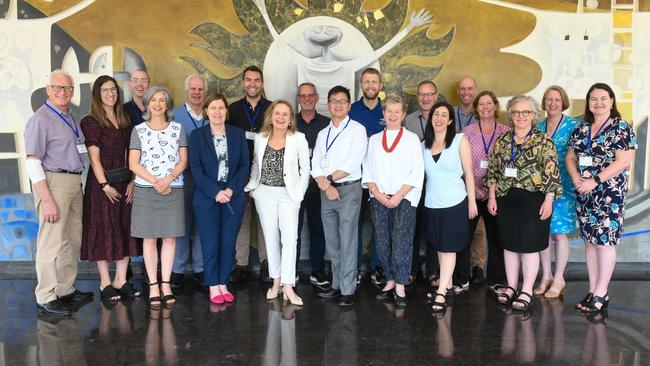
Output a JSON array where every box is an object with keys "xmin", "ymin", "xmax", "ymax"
[
  {"xmin": 362, "ymin": 128, "xmax": 424, "ymax": 207},
  {"xmin": 311, "ymin": 117, "xmax": 367, "ymax": 182}
]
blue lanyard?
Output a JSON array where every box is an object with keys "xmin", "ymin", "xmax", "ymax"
[
  {"xmin": 186, "ymin": 108, "xmax": 205, "ymax": 129},
  {"xmin": 46, "ymin": 103, "xmax": 80, "ymax": 140},
  {"xmin": 418, "ymin": 114, "xmax": 426, "ymax": 138},
  {"xmin": 478, "ymin": 121, "xmax": 497, "ymax": 157},
  {"xmin": 586, "ymin": 116, "xmax": 611, "ymax": 151},
  {"xmin": 130, "ymin": 102, "xmax": 144, "ymax": 124},
  {"xmin": 457, "ymin": 107, "xmax": 473, "ymax": 131},
  {"xmin": 243, "ymin": 100, "xmax": 265, "ymax": 131},
  {"xmin": 325, "ymin": 118, "xmax": 351, "ymax": 153},
  {"xmin": 510, "ymin": 129, "xmax": 532, "ymax": 163},
  {"xmin": 545, "ymin": 115, "xmax": 564, "ymax": 139}
]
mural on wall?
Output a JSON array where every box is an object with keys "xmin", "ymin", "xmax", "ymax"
[{"xmin": 0, "ymin": 0, "xmax": 649, "ymax": 260}]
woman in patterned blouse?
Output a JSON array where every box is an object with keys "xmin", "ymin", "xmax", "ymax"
[
  {"xmin": 566, "ymin": 83, "xmax": 637, "ymax": 314},
  {"xmin": 485, "ymin": 95, "xmax": 562, "ymax": 312}
]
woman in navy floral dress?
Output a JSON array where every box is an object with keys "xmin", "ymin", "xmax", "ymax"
[{"xmin": 566, "ymin": 83, "xmax": 637, "ymax": 314}]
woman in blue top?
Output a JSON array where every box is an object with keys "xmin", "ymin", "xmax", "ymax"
[
  {"xmin": 534, "ymin": 86, "xmax": 580, "ymax": 299},
  {"xmin": 423, "ymin": 101, "xmax": 478, "ymax": 313}
]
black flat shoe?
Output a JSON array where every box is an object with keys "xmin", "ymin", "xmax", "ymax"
[
  {"xmin": 37, "ymin": 300, "xmax": 72, "ymax": 316},
  {"xmin": 431, "ymin": 293, "xmax": 447, "ymax": 314},
  {"xmin": 338, "ymin": 295, "xmax": 354, "ymax": 307},
  {"xmin": 375, "ymin": 289, "xmax": 392, "ymax": 301},
  {"xmin": 58, "ymin": 289, "xmax": 94, "ymax": 303},
  {"xmin": 497, "ymin": 286, "xmax": 517, "ymax": 305},
  {"xmin": 318, "ymin": 288, "xmax": 341, "ymax": 299},
  {"xmin": 393, "ymin": 292, "xmax": 407, "ymax": 307},
  {"xmin": 100, "ymin": 285, "xmax": 122, "ymax": 303}
]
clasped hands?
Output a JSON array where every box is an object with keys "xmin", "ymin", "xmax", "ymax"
[{"xmin": 153, "ymin": 175, "xmax": 174, "ymax": 195}]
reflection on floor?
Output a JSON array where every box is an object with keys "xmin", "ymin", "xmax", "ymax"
[{"xmin": 1, "ymin": 279, "xmax": 649, "ymax": 365}]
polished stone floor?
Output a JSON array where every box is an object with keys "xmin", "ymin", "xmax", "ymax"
[{"xmin": 1, "ymin": 278, "xmax": 649, "ymax": 365}]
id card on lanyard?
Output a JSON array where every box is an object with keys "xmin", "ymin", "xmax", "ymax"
[
  {"xmin": 243, "ymin": 100, "xmax": 264, "ymax": 140},
  {"xmin": 46, "ymin": 103, "xmax": 86, "ymax": 154},
  {"xmin": 580, "ymin": 117, "xmax": 610, "ymax": 167},
  {"xmin": 479, "ymin": 121, "xmax": 496, "ymax": 169},
  {"xmin": 506, "ymin": 129, "xmax": 532, "ymax": 178},
  {"xmin": 322, "ymin": 118, "xmax": 351, "ymax": 170}
]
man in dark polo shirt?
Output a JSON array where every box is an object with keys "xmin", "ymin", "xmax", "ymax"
[
  {"xmin": 24, "ymin": 70, "xmax": 93, "ymax": 316},
  {"xmin": 123, "ymin": 69, "xmax": 150, "ymax": 125},
  {"xmin": 348, "ymin": 67, "xmax": 385, "ymax": 288},
  {"xmin": 295, "ymin": 82, "xmax": 330, "ymax": 288},
  {"xmin": 227, "ymin": 65, "xmax": 270, "ymax": 282}
]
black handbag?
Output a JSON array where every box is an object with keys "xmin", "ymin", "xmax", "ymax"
[{"xmin": 105, "ymin": 167, "xmax": 133, "ymax": 185}]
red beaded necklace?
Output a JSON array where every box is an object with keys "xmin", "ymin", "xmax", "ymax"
[{"xmin": 382, "ymin": 127, "xmax": 404, "ymax": 153}]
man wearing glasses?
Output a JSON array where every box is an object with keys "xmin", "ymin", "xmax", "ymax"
[
  {"xmin": 123, "ymin": 70, "xmax": 150, "ymax": 125},
  {"xmin": 295, "ymin": 82, "xmax": 330, "ymax": 288},
  {"xmin": 311, "ymin": 85, "xmax": 367, "ymax": 307},
  {"xmin": 24, "ymin": 70, "xmax": 93, "ymax": 316},
  {"xmin": 404, "ymin": 80, "xmax": 439, "ymax": 285}
]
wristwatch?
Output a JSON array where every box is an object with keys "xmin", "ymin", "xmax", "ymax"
[
  {"xmin": 99, "ymin": 182, "xmax": 109, "ymax": 189},
  {"xmin": 327, "ymin": 174, "xmax": 334, "ymax": 183},
  {"xmin": 593, "ymin": 175, "xmax": 601, "ymax": 184}
]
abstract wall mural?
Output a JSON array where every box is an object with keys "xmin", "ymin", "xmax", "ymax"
[{"xmin": 1, "ymin": 0, "xmax": 649, "ymax": 260}]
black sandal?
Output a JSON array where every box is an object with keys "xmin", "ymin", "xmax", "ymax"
[
  {"xmin": 497, "ymin": 286, "xmax": 517, "ymax": 305},
  {"xmin": 160, "ymin": 281, "xmax": 176, "ymax": 306},
  {"xmin": 100, "ymin": 285, "xmax": 122, "ymax": 303},
  {"xmin": 581, "ymin": 294, "xmax": 609, "ymax": 314},
  {"xmin": 431, "ymin": 293, "xmax": 448, "ymax": 313},
  {"xmin": 575, "ymin": 292, "xmax": 593, "ymax": 311},
  {"xmin": 148, "ymin": 282, "xmax": 162, "ymax": 308},
  {"xmin": 115, "ymin": 282, "xmax": 142, "ymax": 299},
  {"xmin": 511, "ymin": 291, "xmax": 533, "ymax": 311}
]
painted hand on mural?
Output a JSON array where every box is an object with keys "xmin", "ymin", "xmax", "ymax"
[{"xmin": 406, "ymin": 9, "xmax": 433, "ymax": 31}]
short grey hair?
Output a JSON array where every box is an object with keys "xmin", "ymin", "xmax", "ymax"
[
  {"xmin": 49, "ymin": 69, "xmax": 74, "ymax": 86},
  {"xmin": 184, "ymin": 74, "xmax": 206, "ymax": 91},
  {"xmin": 381, "ymin": 94, "xmax": 407, "ymax": 113},
  {"xmin": 506, "ymin": 94, "xmax": 541, "ymax": 124},
  {"xmin": 142, "ymin": 86, "xmax": 174, "ymax": 122}
]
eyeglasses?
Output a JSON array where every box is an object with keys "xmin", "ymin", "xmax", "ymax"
[
  {"xmin": 100, "ymin": 87, "xmax": 118, "ymax": 94},
  {"xmin": 298, "ymin": 93, "xmax": 317, "ymax": 99},
  {"xmin": 49, "ymin": 85, "xmax": 74, "ymax": 93},
  {"xmin": 328, "ymin": 99, "xmax": 349, "ymax": 105},
  {"xmin": 417, "ymin": 92, "xmax": 437, "ymax": 98},
  {"xmin": 130, "ymin": 78, "xmax": 149, "ymax": 84},
  {"xmin": 511, "ymin": 110, "xmax": 532, "ymax": 117}
]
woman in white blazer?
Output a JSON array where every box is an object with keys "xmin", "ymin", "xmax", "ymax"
[{"xmin": 246, "ymin": 99, "xmax": 310, "ymax": 306}]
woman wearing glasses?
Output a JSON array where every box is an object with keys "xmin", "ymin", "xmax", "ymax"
[
  {"xmin": 485, "ymin": 95, "xmax": 562, "ymax": 311},
  {"xmin": 190, "ymin": 91, "xmax": 249, "ymax": 304},
  {"xmin": 81, "ymin": 75, "xmax": 140, "ymax": 302},
  {"xmin": 566, "ymin": 83, "xmax": 637, "ymax": 314}
]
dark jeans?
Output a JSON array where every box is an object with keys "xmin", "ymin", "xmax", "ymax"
[
  {"xmin": 453, "ymin": 199, "xmax": 505, "ymax": 286},
  {"xmin": 412, "ymin": 189, "xmax": 438, "ymax": 279},
  {"xmin": 297, "ymin": 180, "xmax": 326, "ymax": 274},
  {"xmin": 357, "ymin": 189, "xmax": 380, "ymax": 271}
]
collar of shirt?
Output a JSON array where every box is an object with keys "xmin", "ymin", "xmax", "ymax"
[
  {"xmin": 185, "ymin": 102, "xmax": 203, "ymax": 120},
  {"xmin": 354, "ymin": 97, "xmax": 382, "ymax": 111},
  {"xmin": 243, "ymin": 97, "xmax": 267, "ymax": 111},
  {"xmin": 45, "ymin": 100, "xmax": 71, "ymax": 116}
]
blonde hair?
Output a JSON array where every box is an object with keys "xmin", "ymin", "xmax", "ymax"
[{"xmin": 260, "ymin": 99, "xmax": 297, "ymax": 136}]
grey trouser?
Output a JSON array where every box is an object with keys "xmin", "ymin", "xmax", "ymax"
[{"xmin": 321, "ymin": 182, "xmax": 362, "ymax": 296}]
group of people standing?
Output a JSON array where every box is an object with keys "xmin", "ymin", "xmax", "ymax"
[{"xmin": 25, "ymin": 66, "xmax": 636, "ymax": 317}]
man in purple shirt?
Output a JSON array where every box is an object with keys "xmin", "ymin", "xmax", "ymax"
[{"xmin": 24, "ymin": 70, "xmax": 93, "ymax": 316}]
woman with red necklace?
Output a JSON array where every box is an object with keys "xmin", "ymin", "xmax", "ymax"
[
  {"xmin": 423, "ymin": 101, "xmax": 478, "ymax": 314},
  {"xmin": 362, "ymin": 95, "xmax": 424, "ymax": 307}
]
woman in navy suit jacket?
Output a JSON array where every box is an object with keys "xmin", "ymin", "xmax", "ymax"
[
  {"xmin": 245, "ymin": 100, "xmax": 310, "ymax": 306},
  {"xmin": 190, "ymin": 91, "xmax": 249, "ymax": 304}
]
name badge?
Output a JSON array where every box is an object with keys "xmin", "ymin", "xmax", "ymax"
[
  {"xmin": 309, "ymin": 148, "xmax": 313, "ymax": 158},
  {"xmin": 77, "ymin": 144, "xmax": 88, "ymax": 154},
  {"xmin": 505, "ymin": 167, "xmax": 518, "ymax": 178},
  {"xmin": 480, "ymin": 160, "xmax": 489, "ymax": 169},
  {"xmin": 320, "ymin": 156, "xmax": 329, "ymax": 170},
  {"xmin": 579, "ymin": 156, "xmax": 593, "ymax": 167},
  {"xmin": 245, "ymin": 131, "xmax": 257, "ymax": 140}
]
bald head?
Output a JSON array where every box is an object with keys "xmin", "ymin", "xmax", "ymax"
[{"xmin": 457, "ymin": 76, "xmax": 477, "ymax": 107}]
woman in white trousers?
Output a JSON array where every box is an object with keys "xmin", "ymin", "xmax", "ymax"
[{"xmin": 246, "ymin": 99, "xmax": 310, "ymax": 306}]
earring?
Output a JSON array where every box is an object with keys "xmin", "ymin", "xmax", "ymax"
[{"xmin": 288, "ymin": 123, "xmax": 292, "ymax": 127}]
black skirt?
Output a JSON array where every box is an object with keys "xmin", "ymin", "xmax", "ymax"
[
  {"xmin": 497, "ymin": 188, "xmax": 550, "ymax": 253},
  {"xmin": 425, "ymin": 198, "xmax": 471, "ymax": 253}
]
